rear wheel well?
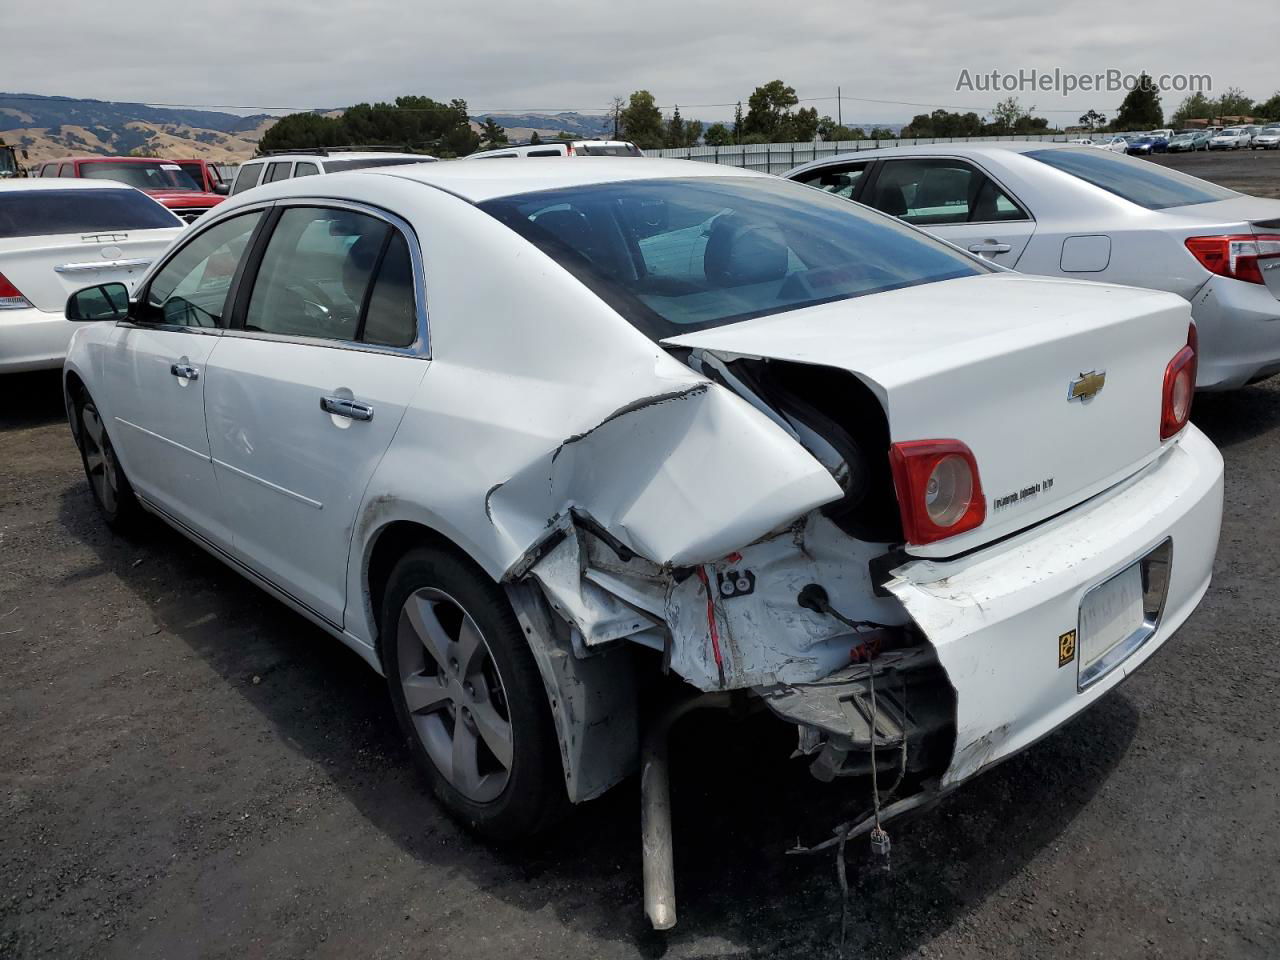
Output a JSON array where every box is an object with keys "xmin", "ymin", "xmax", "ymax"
[{"xmin": 366, "ymin": 521, "xmax": 486, "ymax": 657}]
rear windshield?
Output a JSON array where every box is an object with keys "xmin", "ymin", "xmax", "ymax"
[
  {"xmin": 480, "ymin": 176, "xmax": 986, "ymax": 339},
  {"xmin": 324, "ymin": 157, "xmax": 432, "ymax": 172},
  {"xmin": 79, "ymin": 161, "xmax": 201, "ymax": 191},
  {"xmin": 1026, "ymin": 148, "xmax": 1237, "ymax": 209},
  {"xmin": 578, "ymin": 144, "xmax": 643, "ymax": 157},
  {"xmin": 0, "ymin": 188, "xmax": 181, "ymax": 238}
]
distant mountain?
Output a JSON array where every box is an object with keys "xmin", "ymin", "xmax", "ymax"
[
  {"xmin": 0, "ymin": 92, "xmax": 275, "ymax": 165},
  {"xmin": 471, "ymin": 112, "xmax": 617, "ymax": 139}
]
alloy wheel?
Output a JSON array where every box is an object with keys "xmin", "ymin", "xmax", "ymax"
[
  {"xmin": 396, "ymin": 587, "xmax": 514, "ymax": 802},
  {"xmin": 81, "ymin": 403, "xmax": 119, "ymax": 514}
]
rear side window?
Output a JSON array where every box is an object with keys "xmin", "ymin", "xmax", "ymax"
[
  {"xmin": 0, "ymin": 189, "xmax": 181, "ymax": 238},
  {"xmin": 1026, "ymin": 148, "xmax": 1237, "ymax": 209},
  {"xmin": 231, "ymin": 163, "xmax": 263, "ymax": 195},
  {"xmin": 243, "ymin": 207, "xmax": 417, "ymax": 346},
  {"xmin": 294, "ymin": 162, "xmax": 319, "ymax": 177},
  {"xmin": 867, "ymin": 159, "xmax": 1027, "ymax": 225},
  {"xmin": 526, "ymin": 149, "xmax": 564, "ymax": 158}
]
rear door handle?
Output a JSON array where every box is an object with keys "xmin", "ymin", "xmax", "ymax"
[
  {"xmin": 170, "ymin": 363, "xmax": 200, "ymax": 380},
  {"xmin": 968, "ymin": 240, "xmax": 1013, "ymax": 256},
  {"xmin": 321, "ymin": 395, "xmax": 374, "ymax": 422}
]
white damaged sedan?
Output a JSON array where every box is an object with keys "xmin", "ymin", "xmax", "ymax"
[{"xmin": 60, "ymin": 159, "xmax": 1223, "ymax": 927}]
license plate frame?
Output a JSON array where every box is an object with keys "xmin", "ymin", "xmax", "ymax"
[{"xmin": 1077, "ymin": 539, "xmax": 1172, "ymax": 690}]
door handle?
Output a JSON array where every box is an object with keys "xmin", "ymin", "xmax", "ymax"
[
  {"xmin": 170, "ymin": 363, "xmax": 200, "ymax": 380},
  {"xmin": 968, "ymin": 240, "xmax": 1012, "ymax": 256},
  {"xmin": 321, "ymin": 395, "xmax": 374, "ymax": 422}
]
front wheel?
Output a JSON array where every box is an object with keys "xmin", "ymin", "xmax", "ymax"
[
  {"xmin": 75, "ymin": 392, "xmax": 143, "ymax": 532},
  {"xmin": 380, "ymin": 546, "xmax": 566, "ymax": 841}
]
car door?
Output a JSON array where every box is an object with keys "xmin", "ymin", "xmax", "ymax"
[
  {"xmin": 99, "ymin": 209, "xmax": 266, "ymax": 548},
  {"xmin": 204, "ymin": 202, "xmax": 429, "ymax": 628},
  {"xmin": 862, "ymin": 157, "xmax": 1035, "ymax": 267}
]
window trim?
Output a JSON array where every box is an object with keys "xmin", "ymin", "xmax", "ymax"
[
  {"xmin": 860, "ymin": 155, "xmax": 1035, "ymax": 226},
  {"xmin": 223, "ymin": 197, "xmax": 430, "ymax": 358}
]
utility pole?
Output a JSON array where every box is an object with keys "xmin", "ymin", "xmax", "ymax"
[{"xmin": 837, "ymin": 86, "xmax": 842, "ymax": 128}]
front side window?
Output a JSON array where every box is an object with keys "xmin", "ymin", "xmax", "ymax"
[
  {"xmin": 480, "ymin": 176, "xmax": 987, "ymax": 339},
  {"xmin": 0, "ymin": 188, "xmax": 180, "ymax": 238},
  {"xmin": 243, "ymin": 207, "xmax": 417, "ymax": 345},
  {"xmin": 867, "ymin": 159, "xmax": 1026, "ymax": 225},
  {"xmin": 1026, "ymin": 147, "xmax": 1237, "ymax": 209},
  {"xmin": 143, "ymin": 212, "xmax": 263, "ymax": 327},
  {"xmin": 792, "ymin": 162, "xmax": 868, "ymax": 200},
  {"xmin": 79, "ymin": 161, "xmax": 200, "ymax": 191},
  {"xmin": 231, "ymin": 163, "xmax": 263, "ymax": 195}
]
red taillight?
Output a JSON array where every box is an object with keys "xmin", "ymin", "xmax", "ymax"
[
  {"xmin": 888, "ymin": 440, "xmax": 985, "ymax": 546},
  {"xmin": 1161, "ymin": 325, "xmax": 1198, "ymax": 439},
  {"xmin": 0, "ymin": 270, "xmax": 32, "ymax": 310},
  {"xmin": 1185, "ymin": 234, "xmax": 1280, "ymax": 284},
  {"xmin": 565, "ymin": 143, "xmax": 576, "ymax": 156}
]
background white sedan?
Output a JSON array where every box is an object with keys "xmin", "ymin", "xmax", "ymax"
[
  {"xmin": 1, "ymin": 179, "xmax": 183, "ymax": 372},
  {"xmin": 786, "ymin": 143, "xmax": 1280, "ymax": 389}
]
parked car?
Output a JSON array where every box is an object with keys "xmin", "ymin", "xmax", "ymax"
[
  {"xmin": 1251, "ymin": 125, "xmax": 1280, "ymax": 150},
  {"xmin": 1067, "ymin": 137, "xmax": 1095, "ymax": 145},
  {"xmin": 173, "ymin": 158, "xmax": 230, "ymax": 195},
  {"xmin": 1166, "ymin": 131, "xmax": 1211, "ymax": 152},
  {"xmin": 1126, "ymin": 135, "xmax": 1168, "ymax": 155},
  {"xmin": 1209, "ymin": 128, "xmax": 1251, "ymax": 150},
  {"xmin": 37, "ymin": 156, "xmax": 226, "ymax": 223},
  {"xmin": 467, "ymin": 139, "xmax": 644, "ymax": 159},
  {"xmin": 1099, "ymin": 135, "xmax": 1132, "ymax": 153},
  {"xmin": 230, "ymin": 150, "xmax": 435, "ymax": 197},
  {"xmin": 0, "ymin": 179, "xmax": 182, "ymax": 372},
  {"xmin": 61, "ymin": 159, "xmax": 1223, "ymax": 928},
  {"xmin": 785, "ymin": 144, "xmax": 1280, "ymax": 389}
]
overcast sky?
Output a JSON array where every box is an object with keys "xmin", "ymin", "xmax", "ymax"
[{"xmin": 8, "ymin": 0, "xmax": 1278, "ymax": 124}]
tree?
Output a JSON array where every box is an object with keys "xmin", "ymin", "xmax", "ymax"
[
  {"xmin": 1078, "ymin": 109, "xmax": 1107, "ymax": 131},
  {"xmin": 1215, "ymin": 86, "xmax": 1255, "ymax": 118},
  {"xmin": 900, "ymin": 109, "xmax": 984, "ymax": 139},
  {"xmin": 704, "ymin": 122, "xmax": 733, "ymax": 146},
  {"xmin": 1112, "ymin": 73, "xmax": 1163, "ymax": 130},
  {"xmin": 732, "ymin": 102, "xmax": 743, "ymax": 144},
  {"xmin": 610, "ymin": 96, "xmax": 625, "ymax": 138},
  {"xmin": 479, "ymin": 117, "xmax": 507, "ymax": 147},
  {"xmin": 665, "ymin": 105, "xmax": 684, "ymax": 148},
  {"xmin": 989, "ymin": 96, "xmax": 1031, "ymax": 134},
  {"xmin": 1257, "ymin": 91, "xmax": 1280, "ymax": 122},
  {"xmin": 620, "ymin": 90, "xmax": 665, "ymax": 149},
  {"xmin": 684, "ymin": 120, "xmax": 703, "ymax": 145},
  {"xmin": 743, "ymin": 80, "xmax": 799, "ymax": 140},
  {"xmin": 1172, "ymin": 92, "xmax": 1213, "ymax": 126},
  {"xmin": 867, "ymin": 127, "xmax": 897, "ymax": 140},
  {"xmin": 529, "ymin": 131, "xmax": 542, "ymax": 145},
  {"xmin": 788, "ymin": 106, "xmax": 820, "ymax": 142},
  {"xmin": 257, "ymin": 95, "xmax": 478, "ymax": 157}
]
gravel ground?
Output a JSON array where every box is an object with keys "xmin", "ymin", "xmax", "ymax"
[{"xmin": 3, "ymin": 153, "xmax": 1280, "ymax": 959}]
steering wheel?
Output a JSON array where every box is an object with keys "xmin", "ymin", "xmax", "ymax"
[{"xmin": 290, "ymin": 279, "xmax": 349, "ymax": 334}]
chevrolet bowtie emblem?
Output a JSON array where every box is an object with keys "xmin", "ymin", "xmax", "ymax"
[{"xmin": 1068, "ymin": 370, "xmax": 1106, "ymax": 402}]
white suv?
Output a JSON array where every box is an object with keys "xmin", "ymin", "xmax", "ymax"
[
  {"xmin": 230, "ymin": 150, "xmax": 435, "ymax": 196},
  {"xmin": 466, "ymin": 139, "xmax": 643, "ymax": 159}
]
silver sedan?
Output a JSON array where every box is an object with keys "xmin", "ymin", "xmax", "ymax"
[{"xmin": 786, "ymin": 143, "xmax": 1280, "ymax": 390}]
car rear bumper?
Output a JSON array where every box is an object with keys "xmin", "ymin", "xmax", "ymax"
[
  {"xmin": 887, "ymin": 425, "xmax": 1222, "ymax": 788},
  {"xmin": 0, "ymin": 306, "xmax": 77, "ymax": 372},
  {"xmin": 1190, "ymin": 274, "xmax": 1280, "ymax": 390}
]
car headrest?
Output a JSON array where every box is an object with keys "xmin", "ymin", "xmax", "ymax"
[
  {"xmin": 344, "ymin": 231, "xmax": 385, "ymax": 303},
  {"xmin": 703, "ymin": 215, "xmax": 789, "ymax": 288},
  {"xmin": 531, "ymin": 208, "xmax": 594, "ymax": 252}
]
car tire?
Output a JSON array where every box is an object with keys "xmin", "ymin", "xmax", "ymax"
[
  {"xmin": 74, "ymin": 391, "xmax": 143, "ymax": 533},
  {"xmin": 379, "ymin": 545, "xmax": 567, "ymax": 842}
]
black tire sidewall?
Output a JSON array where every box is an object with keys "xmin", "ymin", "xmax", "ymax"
[
  {"xmin": 379, "ymin": 546, "xmax": 565, "ymax": 841},
  {"xmin": 75, "ymin": 393, "xmax": 141, "ymax": 531}
]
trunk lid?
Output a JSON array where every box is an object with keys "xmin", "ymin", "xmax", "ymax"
[
  {"xmin": 664, "ymin": 272, "xmax": 1191, "ymax": 557},
  {"xmin": 0, "ymin": 228, "xmax": 181, "ymax": 312}
]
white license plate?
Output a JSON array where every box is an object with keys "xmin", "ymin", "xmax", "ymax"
[{"xmin": 1079, "ymin": 564, "xmax": 1145, "ymax": 669}]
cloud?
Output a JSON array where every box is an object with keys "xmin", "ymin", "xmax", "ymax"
[{"xmin": 7, "ymin": 0, "xmax": 1276, "ymax": 123}]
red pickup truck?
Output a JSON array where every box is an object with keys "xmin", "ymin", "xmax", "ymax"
[{"xmin": 36, "ymin": 156, "xmax": 227, "ymax": 224}]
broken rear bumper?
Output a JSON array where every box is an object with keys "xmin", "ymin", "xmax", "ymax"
[{"xmin": 887, "ymin": 424, "xmax": 1223, "ymax": 788}]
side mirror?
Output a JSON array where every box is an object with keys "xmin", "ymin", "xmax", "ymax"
[
  {"xmin": 66, "ymin": 283, "xmax": 130, "ymax": 322},
  {"xmin": 213, "ymin": 182, "xmax": 230, "ymax": 196}
]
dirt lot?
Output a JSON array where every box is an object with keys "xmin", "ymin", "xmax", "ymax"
[
  {"xmin": 1152, "ymin": 146, "xmax": 1280, "ymax": 197},
  {"xmin": 3, "ymin": 155, "xmax": 1280, "ymax": 959}
]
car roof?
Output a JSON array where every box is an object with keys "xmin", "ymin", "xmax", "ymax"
[
  {"xmin": 44, "ymin": 155, "xmax": 179, "ymax": 164},
  {"xmin": 247, "ymin": 152, "xmax": 428, "ymax": 163},
  {"xmin": 0, "ymin": 178, "xmax": 147, "ymax": 192},
  {"xmin": 344, "ymin": 156, "xmax": 770, "ymax": 203},
  {"xmin": 786, "ymin": 140, "xmax": 1083, "ymax": 175}
]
